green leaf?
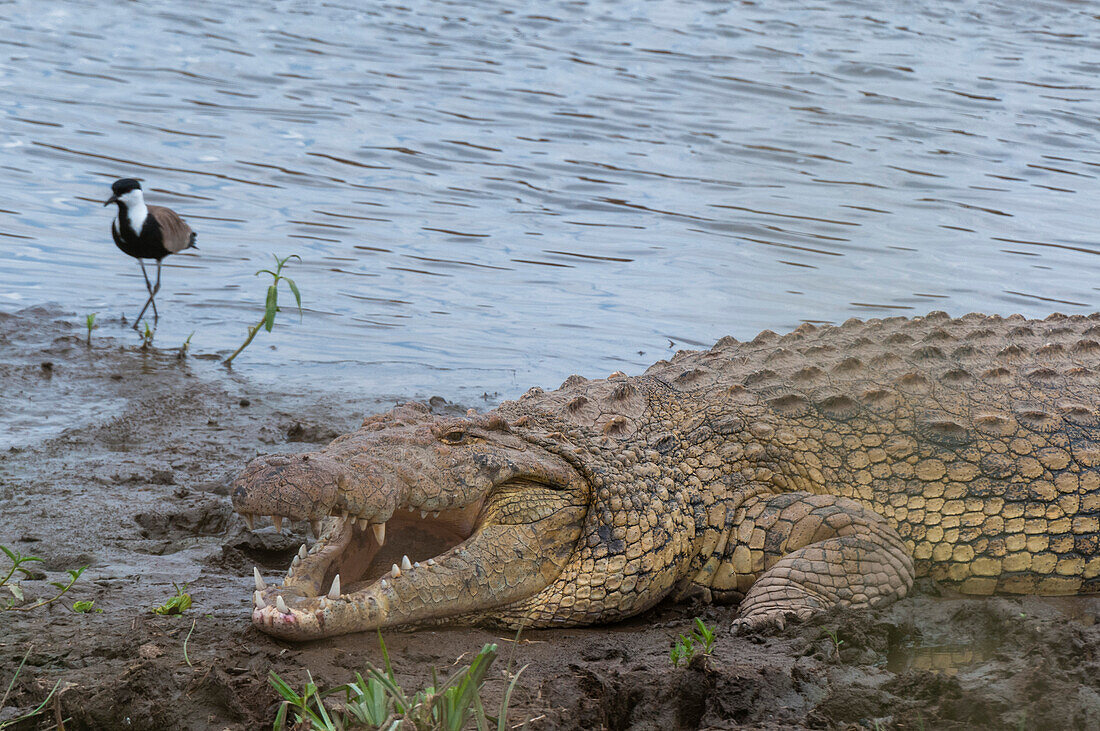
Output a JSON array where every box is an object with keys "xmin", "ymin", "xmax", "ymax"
[
  {"xmin": 309, "ymin": 673, "xmax": 334, "ymax": 727},
  {"xmin": 8, "ymin": 584, "xmax": 23, "ymax": 601},
  {"xmin": 152, "ymin": 586, "xmax": 192, "ymax": 615},
  {"xmin": 284, "ymin": 277, "xmax": 303, "ymax": 318},
  {"xmin": 264, "ymin": 285, "xmax": 278, "ymax": 332},
  {"xmin": 272, "ymin": 701, "xmax": 288, "ymax": 731},
  {"xmin": 269, "ymin": 671, "xmax": 301, "ymax": 704}
]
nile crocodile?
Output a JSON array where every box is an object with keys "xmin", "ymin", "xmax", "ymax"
[{"xmin": 232, "ymin": 311, "xmax": 1100, "ymax": 639}]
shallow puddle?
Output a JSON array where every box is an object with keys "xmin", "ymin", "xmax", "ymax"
[{"xmin": 886, "ymin": 641, "xmax": 997, "ymax": 676}]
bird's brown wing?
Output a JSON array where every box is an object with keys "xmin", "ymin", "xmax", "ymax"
[{"xmin": 148, "ymin": 205, "xmax": 195, "ymax": 253}]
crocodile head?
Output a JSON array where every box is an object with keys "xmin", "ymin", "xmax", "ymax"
[{"xmin": 231, "ymin": 403, "xmax": 592, "ymax": 639}]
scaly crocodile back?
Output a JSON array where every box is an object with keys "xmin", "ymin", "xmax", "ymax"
[{"xmin": 505, "ymin": 312, "xmax": 1100, "ymax": 601}]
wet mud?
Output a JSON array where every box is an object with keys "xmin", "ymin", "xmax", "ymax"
[{"xmin": 2, "ymin": 307, "xmax": 1100, "ymax": 730}]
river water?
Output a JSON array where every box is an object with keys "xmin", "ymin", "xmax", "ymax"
[{"xmin": 2, "ymin": 0, "xmax": 1100, "ymax": 402}]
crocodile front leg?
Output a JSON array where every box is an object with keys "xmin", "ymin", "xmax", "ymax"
[{"xmin": 709, "ymin": 492, "xmax": 915, "ymax": 630}]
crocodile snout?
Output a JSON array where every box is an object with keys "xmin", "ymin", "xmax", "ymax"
[{"xmin": 230, "ymin": 452, "xmax": 346, "ymax": 525}]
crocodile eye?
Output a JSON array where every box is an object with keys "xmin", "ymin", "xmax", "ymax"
[{"xmin": 440, "ymin": 429, "xmax": 467, "ymax": 445}]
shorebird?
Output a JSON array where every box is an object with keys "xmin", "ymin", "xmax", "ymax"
[{"xmin": 104, "ymin": 178, "xmax": 197, "ymax": 328}]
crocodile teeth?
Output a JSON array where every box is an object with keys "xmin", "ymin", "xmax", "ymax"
[
  {"xmin": 427, "ymin": 558, "xmax": 436, "ymax": 566},
  {"xmin": 372, "ymin": 522, "xmax": 386, "ymax": 546},
  {"xmin": 380, "ymin": 579, "xmax": 388, "ymax": 589},
  {"xmin": 413, "ymin": 561, "xmax": 421, "ymax": 568},
  {"xmin": 254, "ymin": 567, "xmax": 266, "ymax": 591},
  {"xmin": 254, "ymin": 590, "xmax": 266, "ymax": 608},
  {"xmin": 242, "ymin": 513, "xmax": 255, "ymax": 530},
  {"xmin": 298, "ymin": 544, "xmax": 308, "ymax": 560},
  {"xmin": 310, "ymin": 520, "xmax": 322, "ymax": 537},
  {"xmin": 291, "ymin": 556, "xmax": 300, "ymax": 569},
  {"xmin": 401, "ymin": 555, "xmax": 412, "ymax": 571},
  {"xmin": 390, "ymin": 564, "xmax": 401, "ymax": 578},
  {"xmin": 432, "ymin": 512, "xmax": 440, "ymax": 518},
  {"xmin": 319, "ymin": 597, "xmax": 328, "ymax": 609},
  {"xmin": 272, "ymin": 515, "xmax": 283, "ymax": 532},
  {"xmin": 275, "ymin": 596, "xmax": 289, "ymax": 614},
  {"xmin": 420, "ymin": 510, "xmax": 428, "ymax": 519},
  {"xmin": 328, "ymin": 574, "xmax": 341, "ymax": 600}
]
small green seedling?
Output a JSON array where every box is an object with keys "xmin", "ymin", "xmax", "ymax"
[
  {"xmin": 140, "ymin": 321, "xmax": 155, "ymax": 350},
  {"xmin": 72, "ymin": 600, "xmax": 101, "ymax": 614},
  {"xmin": 670, "ymin": 617, "xmax": 717, "ymax": 667},
  {"xmin": 224, "ymin": 253, "xmax": 302, "ymax": 367},
  {"xmin": 1, "ymin": 545, "xmax": 41, "ymax": 609},
  {"xmin": 153, "ymin": 583, "xmax": 192, "ymax": 615},
  {"xmin": 670, "ymin": 635, "xmax": 692, "ymax": 666},
  {"xmin": 177, "ymin": 331, "xmax": 195, "ymax": 360},
  {"xmin": 1, "ymin": 545, "xmax": 87, "ymax": 612},
  {"xmin": 826, "ymin": 629, "xmax": 844, "ymax": 659},
  {"xmin": 84, "ymin": 313, "xmax": 98, "ymax": 344}
]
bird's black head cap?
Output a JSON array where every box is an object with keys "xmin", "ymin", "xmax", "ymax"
[{"xmin": 111, "ymin": 178, "xmax": 142, "ymax": 195}]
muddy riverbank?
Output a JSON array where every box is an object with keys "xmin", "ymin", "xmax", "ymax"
[{"xmin": 2, "ymin": 307, "xmax": 1099, "ymax": 730}]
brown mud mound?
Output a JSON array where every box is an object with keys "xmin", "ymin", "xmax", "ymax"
[{"xmin": 2, "ymin": 307, "xmax": 1100, "ymax": 730}]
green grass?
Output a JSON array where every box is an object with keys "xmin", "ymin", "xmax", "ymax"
[
  {"xmin": 183, "ymin": 618, "xmax": 197, "ymax": 668},
  {"xmin": 224, "ymin": 253, "xmax": 302, "ymax": 367},
  {"xmin": 0, "ymin": 647, "xmax": 64, "ymax": 730},
  {"xmin": 271, "ymin": 631, "xmax": 528, "ymax": 730},
  {"xmin": 669, "ymin": 617, "xmax": 717, "ymax": 667},
  {"xmin": 825, "ymin": 629, "xmax": 844, "ymax": 660}
]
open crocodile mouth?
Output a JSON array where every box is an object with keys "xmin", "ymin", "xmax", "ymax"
[
  {"xmin": 244, "ymin": 496, "xmax": 486, "ymax": 632},
  {"xmin": 237, "ymin": 467, "xmax": 588, "ymax": 639}
]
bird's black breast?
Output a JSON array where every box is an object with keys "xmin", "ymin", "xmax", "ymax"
[{"xmin": 112, "ymin": 211, "xmax": 169, "ymax": 260}]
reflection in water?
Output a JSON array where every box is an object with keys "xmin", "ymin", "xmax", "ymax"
[
  {"xmin": 886, "ymin": 642, "xmax": 996, "ymax": 676},
  {"xmin": 2, "ymin": 0, "xmax": 1100, "ymax": 400}
]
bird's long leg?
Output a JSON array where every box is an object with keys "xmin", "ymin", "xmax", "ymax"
[
  {"xmin": 134, "ymin": 259, "xmax": 156, "ymax": 329},
  {"xmin": 150, "ymin": 259, "xmax": 161, "ymax": 324}
]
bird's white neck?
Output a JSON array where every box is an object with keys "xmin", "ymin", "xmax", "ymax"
[{"xmin": 117, "ymin": 189, "xmax": 148, "ymax": 235}]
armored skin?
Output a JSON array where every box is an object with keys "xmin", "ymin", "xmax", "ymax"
[{"xmin": 232, "ymin": 312, "xmax": 1100, "ymax": 639}]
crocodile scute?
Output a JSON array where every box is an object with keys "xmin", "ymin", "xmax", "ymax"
[{"xmin": 232, "ymin": 311, "xmax": 1100, "ymax": 639}]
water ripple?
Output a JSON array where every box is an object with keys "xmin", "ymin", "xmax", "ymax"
[{"xmin": 1, "ymin": 0, "xmax": 1099, "ymax": 400}]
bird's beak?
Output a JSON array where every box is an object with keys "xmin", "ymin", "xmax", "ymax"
[{"xmin": 104, "ymin": 195, "xmax": 117, "ymax": 207}]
